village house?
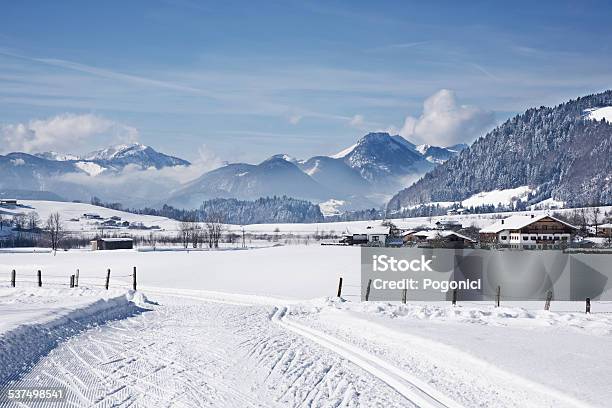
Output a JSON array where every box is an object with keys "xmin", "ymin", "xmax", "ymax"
[
  {"xmin": 404, "ymin": 230, "xmax": 476, "ymax": 248},
  {"xmin": 447, "ymin": 208, "xmax": 470, "ymax": 216},
  {"xmin": 479, "ymin": 214, "xmax": 577, "ymax": 249},
  {"xmin": 597, "ymin": 223, "xmax": 612, "ymax": 237},
  {"xmin": 345, "ymin": 225, "xmax": 390, "ymax": 246},
  {"xmin": 435, "ymin": 220, "xmax": 462, "ymax": 231}
]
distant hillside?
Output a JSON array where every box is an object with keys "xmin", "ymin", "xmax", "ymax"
[
  {"xmin": 135, "ymin": 196, "xmax": 324, "ymax": 224},
  {"xmin": 388, "ymin": 90, "xmax": 612, "ymax": 212}
]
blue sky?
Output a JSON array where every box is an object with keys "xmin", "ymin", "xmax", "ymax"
[{"xmin": 1, "ymin": 0, "xmax": 612, "ymax": 163}]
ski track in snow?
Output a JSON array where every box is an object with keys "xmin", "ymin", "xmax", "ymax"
[{"xmin": 1, "ymin": 295, "xmax": 416, "ymax": 408}]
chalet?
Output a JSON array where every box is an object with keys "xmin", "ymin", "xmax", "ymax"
[
  {"xmin": 110, "ymin": 216, "xmax": 122, "ymax": 221},
  {"xmin": 404, "ymin": 230, "xmax": 476, "ymax": 248},
  {"xmin": 91, "ymin": 238, "xmax": 134, "ymax": 251},
  {"xmin": 447, "ymin": 208, "xmax": 470, "ymax": 216},
  {"xmin": 479, "ymin": 214, "xmax": 577, "ymax": 249},
  {"xmin": 0, "ymin": 199, "xmax": 18, "ymax": 206},
  {"xmin": 346, "ymin": 225, "xmax": 390, "ymax": 246},
  {"xmin": 83, "ymin": 213, "xmax": 102, "ymax": 220},
  {"xmin": 598, "ymin": 223, "xmax": 612, "ymax": 237},
  {"xmin": 435, "ymin": 220, "xmax": 462, "ymax": 231}
]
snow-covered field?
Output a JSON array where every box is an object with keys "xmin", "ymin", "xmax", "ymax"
[
  {"xmin": 1, "ymin": 245, "xmax": 612, "ymax": 407},
  {"xmin": 2, "ymin": 200, "xmax": 611, "ymax": 241}
]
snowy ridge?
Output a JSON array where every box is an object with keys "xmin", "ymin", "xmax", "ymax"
[
  {"xmin": 331, "ymin": 143, "xmax": 358, "ymax": 159},
  {"xmin": 584, "ymin": 106, "xmax": 612, "ymax": 122}
]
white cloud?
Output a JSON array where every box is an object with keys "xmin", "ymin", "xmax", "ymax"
[
  {"xmin": 0, "ymin": 113, "xmax": 139, "ymax": 154},
  {"xmin": 349, "ymin": 114, "xmax": 365, "ymax": 128},
  {"xmin": 288, "ymin": 114, "xmax": 303, "ymax": 125},
  {"xmin": 398, "ymin": 89, "xmax": 494, "ymax": 147}
]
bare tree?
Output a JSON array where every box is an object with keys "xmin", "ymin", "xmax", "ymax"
[
  {"xmin": 579, "ymin": 208, "xmax": 588, "ymax": 233},
  {"xmin": 191, "ymin": 223, "xmax": 203, "ymax": 248},
  {"xmin": 178, "ymin": 221, "xmax": 192, "ymax": 249},
  {"xmin": 13, "ymin": 214, "xmax": 26, "ymax": 230},
  {"xmin": 204, "ymin": 211, "xmax": 224, "ymax": 249},
  {"xmin": 148, "ymin": 231, "xmax": 157, "ymax": 250},
  {"xmin": 45, "ymin": 212, "xmax": 65, "ymax": 253},
  {"xmin": 27, "ymin": 211, "xmax": 40, "ymax": 230},
  {"xmin": 590, "ymin": 206, "xmax": 602, "ymax": 235},
  {"xmin": 0, "ymin": 213, "xmax": 3, "ymax": 231}
]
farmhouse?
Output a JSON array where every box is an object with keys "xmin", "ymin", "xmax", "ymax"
[
  {"xmin": 598, "ymin": 223, "xmax": 612, "ymax": 237},
  {"xmin": 91, "ymin": 238, "xmax": 134, "ymax": 251},
  {"xmin": 435, "ymin": 220, "xmax": 462, "ymax": 231},
  {"xmin": 346, "ymin": 225, "xmax": 390, "ymax": 246},
  {"xmin": 0, "ymin": 199, "xmax": 18, "ymax": 206},
  {"xmin": 479, "ymin": 214, "xmax": 577, "ymax": 249},
  {"xmin": 447, "ymin": 208, "xmax": 470, "ymax": 216},
  {"xmin": 404, "ymin": 230, "xmax": 476, "ymax": 248}
]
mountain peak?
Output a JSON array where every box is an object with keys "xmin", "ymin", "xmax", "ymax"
[
  {"xmin": 267, "ymin": 153, "xmax": 298, "ymax": 164},
  {"xmin": 85, "ymin": 142, "xmax": 148, "ymax": 161}
]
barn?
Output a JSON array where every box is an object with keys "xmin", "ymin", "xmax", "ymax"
[{"xmin": 91, "ymin": 238, "xmax": 134, "ymax": 250}]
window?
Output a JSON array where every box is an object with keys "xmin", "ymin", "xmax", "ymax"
[
  {"xmin": 372, "ymin": 236, "xmax": 379, "ymax": 241},
  {"xmin": 501, "ymin": 236, "xmax": 507, "ymax": 240},
  {"xmin": 531, "ymin": 236, "xmax": 536, "ymax": 241}
]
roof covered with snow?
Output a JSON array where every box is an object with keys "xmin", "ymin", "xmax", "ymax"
[
  {"xmin": 348, "ymin": 225, "xmax": 390, "ymax": 235},
  {"xmin": 93, "ymin": 238, "xmax": 134, "ymax": 242},
  {"xmin": 479, "ymin": 214, "xmax": 577, "ymax": 234},
  {"xmin": 411, "ymin": 230, "xmax": 476, "ymax": 242}
]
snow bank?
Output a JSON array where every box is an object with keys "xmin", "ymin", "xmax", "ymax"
[
  {"xmin": 292, "ymin": 299, "xmax": 612, "ymax": 336},
  {"xmin": 0, "ymin": 288, "xmax": 149, "ymax": 384}
]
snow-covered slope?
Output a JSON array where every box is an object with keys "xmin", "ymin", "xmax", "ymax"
[{"xmin": 585, "ymin": 106, "xmax": 612, "ymax": 122}]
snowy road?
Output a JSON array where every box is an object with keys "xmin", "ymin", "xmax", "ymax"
[{"xmin": 2, "ymin": 294, "xmax": 424, "ymax": 407}]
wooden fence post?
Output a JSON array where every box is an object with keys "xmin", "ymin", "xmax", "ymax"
[
  {"xmin": 75, "ymin": 269, "xmax": 79, "ymax": 287},
  {"xmin": 336, "ymin": 277, "xmax": 343, "ymax": 297},
  {"xmin": 11, "ymin": 269, "xmax": 16, "ymax": 287},
  {"xmin": 452, "ymin": 288, "xmax": 457, "ymax": 306},
  {"xmin": 544, "ymin": 291, "xmax": 552, "ymax": 311},
  {"xmin": 70, "ymin": 275, "xmax": 74, "ymax": 288},
  {"xmin": 133, "ymin": 266, "xmax": 137, "ymax": 291},
  {"xmin": 105, "ymin": 268, "xmax": 110, "ymax": 290},
  {"xmin": 37, "ymin": 270, "xmax": 42, "ymax": 287},
  {"xmin": 402, "ymin": 288, "xmax": 407, "ymax": 304},
  {"xmin": 586, "ymin": 297, "xmax": 591, "ymax": 314},
  {"xmin": 495, "ymin": 285, "xmax": 501, "ymax": 308},
  {"xmin": 365, "ymin": 279, "xmax": 372, "ymax": 301}
]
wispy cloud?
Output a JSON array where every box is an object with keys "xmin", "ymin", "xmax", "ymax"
[{"xmin": 367, "ymin": 41, "xmax": 432, "ymax": 52}]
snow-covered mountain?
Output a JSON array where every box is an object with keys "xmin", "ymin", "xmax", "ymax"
[
  {"xmin": 168, "ymin": 132, "xmax": 462, "ymax": 209},
  {"xmin": 388, "ymin": 90, "xmax": 612, "ymax": 213},
  {"xmin": 0, "ymin": 144, "xmax": 192, "ymax": 204},
  {"xmin": 84, "ymin": 143, "xmax": 190, "ymax": 169},
  {"xmin": 168, "ymin": 156, "xmax": 332, "ymax": 208},
  {"xmin": 336, "ymin": 132, "xmax": 432, "ymax": 186},
  {"xmin": 0, "ymin": 135, "xmax": 460, "ymax": 210}
]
